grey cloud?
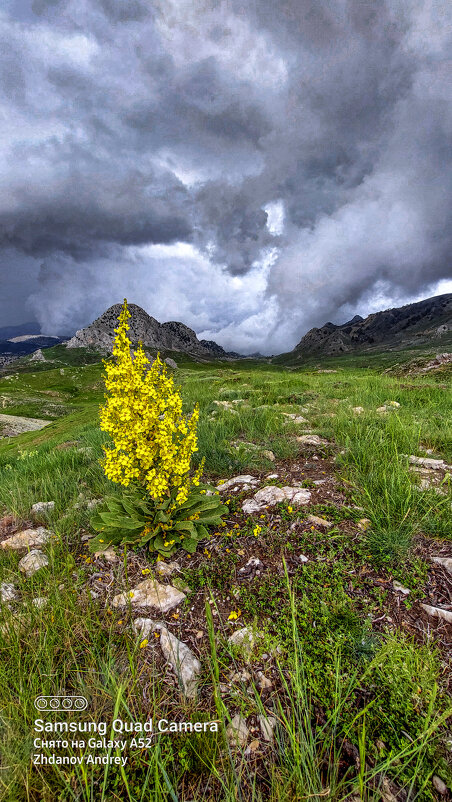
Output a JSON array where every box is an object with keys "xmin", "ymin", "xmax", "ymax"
[{"xmin": 0, "ymin": 0, "xmax": 451, "ymax": 351}]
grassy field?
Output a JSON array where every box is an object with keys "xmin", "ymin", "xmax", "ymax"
[{"xmin": 0, "ymin": 347, "xmax": 451, "ymax": 801}]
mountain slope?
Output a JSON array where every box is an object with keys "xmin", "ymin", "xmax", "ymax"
[
  {"xmin": 288, "ymin": 293, "xmax": 452, "ymax": 359},
  {"xmin": 65, "ymin": 304, "xmax": 240, "ymax": 359}
]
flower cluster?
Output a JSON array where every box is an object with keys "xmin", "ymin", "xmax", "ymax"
[{"xmin": 99, "ymin": 299, "xmax": 203, "ymax": 505}]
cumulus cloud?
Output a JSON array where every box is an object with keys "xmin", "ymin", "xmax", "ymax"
[{"xmin": 0, "ymin": 0, "xmax": 450, "ymax": 350}]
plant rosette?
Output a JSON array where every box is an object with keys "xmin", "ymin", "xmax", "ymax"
[{"xmin": 89, "ymin": 483, "xmax": 227, "ymax": 557}]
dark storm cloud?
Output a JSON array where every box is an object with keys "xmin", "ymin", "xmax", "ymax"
[{"xmin": 0, "ymin": 0, "xmax": 450, "ymax": 349}]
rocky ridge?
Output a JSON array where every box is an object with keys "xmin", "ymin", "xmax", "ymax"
[{"xmin": 65, "ymin": 304, "xmax": 240, "ymax": 359}]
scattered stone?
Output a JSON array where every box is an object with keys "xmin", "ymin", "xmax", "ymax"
[
  {"xmin": 408, "ymin": 455, "xmax": 448, "ymax": 470},
  {"xmin": 352, "ymin": 406, "xmax": 364, "ymax": 414},
  {"xmin": 238, "ymin": 557, "xmax": 263, "ymax": 579},
  {"xmin": 242, "ymin": 485, "xmax": 311, "ymax": 514},
  {"xmin": 217, "ymin": 475, "xmax": 259, "ymax": 492},
  {"xmin": 432, "ymin": 776, "xmax": 448, "ymax": 795},
  {"xmin": 1, "ymin": 527, "xmax": 53, "ymax": 552},
  {"xmin": 357, "ymin": 518, "xmax": 372, "ymax": 531},
  {"xmin": 262, "ymin": 450, "xmax": 275, "ymax": 461},
  {"xmin": 19, "ymin": 550, "xmax": 49, "ymax": 578},
  {"xmin": 86, "ymin": 499, "xmax": 102, "ymax": 510},
  {"xmin": 31, "ymin": 501, "xmax": 55, "ymax": 515},
  {"xmin": 164, "ymin": 358, "xmax": 177, "ymax": 369},
  {"xmin": 245, "ymin": 739, "xmax": 260, "ymax": 755},
  {"xmin": 94, "ymin": 546, "xmax": 118, "ymax": 563},
  {"xmin": 266, "ymin": 473, "xmax": 279, "ymax": 479},
  {"xmin": 393, "ymin": 581, "xmax": 410, "ymax": 595},
  {"xmin": 282, "ymin": 413, "xmax": 309, "ymax": 424},
  {"xmin": 385, "ymin": 400, "xmax": 400, "ymax": 408},
  {"xmin": 256, "ymin": 671, "xmax": 272, "ymax": 690},
  {"xmin": 421, "ymin": 604, "xmax": 452, "ymax": 624},
  {"xmin": 111, "ymin": 578, "xmax": 185, "ymax": 612},
  {"xmin": 298, "ymin": 554, "xmax": 309, "ymax": 563},
  {"xmin": 227, "ymin": 714, "xmax": 249, "ymax": 747},
  {"xmin": 228, "ymin": 627, "xmax": 256, "ymax": 661},
  {"xmin": 132, "ymin": 617, "xmax": 160, "ymax": 639},
  {"xmin": 0, "ymin": 582, "xmax": 17, "ymax": 602},
  {"xmin": 32, "ymin": 597, "xmax": 48, "ymax": 609},
  {"xmin": 307, "ymin": 514, "xmax": 333, "ymax": 528},
  {"xmin": 159, "ymin": 627, "xmax": 201, "ymax": 698},
  {"xmin": 259, "ymin": 714, "xmax": 277, "ymax": 742},
  {"xmin": 431, "ymin": 557, "xmax": 452, "ymax": 574},
  {"xmin": 296, "ymin": 434, "xmax": 329, "ymax": 446},
  {"xmin": 155, "ymin": 561, "xmax": 180, "ymax": 577}
]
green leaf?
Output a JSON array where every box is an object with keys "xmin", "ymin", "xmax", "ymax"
[{"xmin": 182, "ymin": 538, "xmax": 198, "ymax": 554}]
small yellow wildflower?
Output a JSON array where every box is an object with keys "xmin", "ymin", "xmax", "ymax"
[
  {"xmin": 139, "ymin": 639, "xmax": 149, "ymax": 648},
  {"xmin": 253, "ymin": 525, "xmax": 262, "ymax": 537},
  {"xmin": 228, "ymin": 610, "xmax": 242, "ymax": 620},
  {"xmin": 99, "ymin": 539, "xmax": 104, "ymax": 543},
  {"xmin": 142, "ymin": 568, "xmax": 151, "ymax": 575},
  {"xmin": 287, "ymin": 506, "xmax": 293, "ymax": 513}
]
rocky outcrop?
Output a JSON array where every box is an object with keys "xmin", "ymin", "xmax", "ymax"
[
  {"xmin": 65, "ymin": 303, "xmax": 238, "ymax": 359},
  {"xmin": 290, "ymin": 294, "xmax": 452, "ymax": 357}
]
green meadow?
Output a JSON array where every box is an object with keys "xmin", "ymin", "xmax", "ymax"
[{"xmin": 0, "ymin": 345, "xmax": 451, "ymax": 801}]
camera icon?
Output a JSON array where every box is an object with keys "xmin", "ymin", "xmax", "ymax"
[{"xmin": 34, "ymin": 696, "xmax": 88, "ymax": 711}]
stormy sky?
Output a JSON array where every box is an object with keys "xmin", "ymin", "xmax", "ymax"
[{"xmin": 0, "ymin": 0, "xmax": 451, "ymax": 353}]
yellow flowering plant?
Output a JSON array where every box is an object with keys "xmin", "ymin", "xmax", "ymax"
[{"xmin": 90, "ymin": 300, "xmax": 227, "ymax": 557}]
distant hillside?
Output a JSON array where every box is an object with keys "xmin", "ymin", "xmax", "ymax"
[
  {"xmin": 285, "ymin": 294, "xmax": 452, "ymax": 360},
  {"xmin": 65, "ymin": 304, "xmax": 240, "ymax": 360}
]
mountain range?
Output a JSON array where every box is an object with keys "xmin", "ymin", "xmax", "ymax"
[{"xmin": 288, "ymin": 293, "xmax": 452, "ymax": 358}]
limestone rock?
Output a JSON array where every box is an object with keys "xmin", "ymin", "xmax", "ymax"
[
  {"xmin": 262, "ymin": 450, "xmax": 275, "ymax": 461},
  {"xmin": 352, "ymin": 406, "xmax": 364, "ymax": 414},
  {"xmin": 431, "ymin": 557, "xmax": 452, "ymax": 574},
  {"xmin": 228, "ymin": 627, "xmax": 255, "ymax": 660},
  {"xmin": 19, "ymin": 550, "xmax": 49, "ymax": 578},
  {"xmin": 307, "ymin": 514, "xmax": 332, "ymax": 528},
  {"xmin": 296, "ymin": 434, "xmax": 329, "ymax": 446},
  {"xmin": 0, "ymin": 582, "xmax": 17, "ymax": 602},
  {"xmin": 111, "ymin": 578, "xmax": 185, "ymax": 612},
  {"xmin": 432, "ymin": 776, "xmax": 448, "ymax": 795},
  {"xmin": 164, "ymin": 358, "xmax": 177, "ymax": 369},
  {"xmin": 227, "ymin": 714, "xmax": 249, "ymax": 747},
  {"xmin": 259, "ymin": 714, "xmax": 277, "ymax": 742},
  {"xmin": 155, "ymin": 561, "xmax": 180, "ymax": 577},
  {"xmin": 242, "ymin": 485, "xmax": 311, "ymax": 514},
  {"xmin": 421, "ymin": 604, "xmax": 452, "ymax": 624},
  {"xmin": 1, "ymin": 527, "xmax": 52, "ymax": 552},
  {"xmin": 408, "ymin": 455, "xmax": 448, "ymax": 470},
  {"xmin": 159, "ymin": 627, "xmax": 201, "ymax": 699},
  {"xmin": 31, "ymin": 501, "xmax": 55, "ymax": 515},
  {"xmin": 132, "ymin": 617, "xmax": 161, "ymax": 639},
  {"xmin": 217, "ymin": 475, "xmax": 259, "ymax": 492}
]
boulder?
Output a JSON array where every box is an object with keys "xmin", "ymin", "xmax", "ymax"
[
  {"xmin": 421, "ymin": 604, "xmax": 452, "ymax": 624},
  {"xmin": 217, "ymin": 475, "xmax": 259, "ymax": 492},
  {"xmin": 159, "ymin": 627, "xmax": 201, "ymax": 699},
  {"xmin": 164, "ymin": 358, "xmax": 177, "ymax": 369},
  {"xmin": 242, "ymin": 485, "xmax": 311, "ymax": 514},
  {"xmin": 31, "ymin": 501, "xmax": 55, "ymax": 515}
]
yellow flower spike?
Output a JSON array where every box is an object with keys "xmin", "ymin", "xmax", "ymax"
[
  {"xmin": 228, "ymin": 610, "xmax": 242, "ymax": 620},
  {"xmin": 139, "ymin": 639, "xmax": 149, "ymax": 648}
]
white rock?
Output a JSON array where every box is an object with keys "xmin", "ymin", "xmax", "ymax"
[
  {"xmin": 86, "ymin": 499, "xmax": 102, "ymax": 510},
  {"xmin": 132, "ymin": 617, "xmax": 161, "ymax": 639},
  {"xmin": 227, "ymin": 714, "xmax": 249, "ymax": 746},
  {"xmin": 217, "ymin": 475, "xmax": 259, "ymax": 492},
  {"xmin": 0, "ymin": 582, "xmax": 17, "ymax": 602},
  {"xmin": 352, "ymin": 406, "xmax": 365, "ymax": 414},
  {"xmin": 282, "ymin": 413, "xmax": 309, "ymax": 424},
  {"xmin": 298, "ymin": 554, "xmax": 309, "ymax": 563},
  {"xmin": 155, "ymin": 561, "xmax": 180, "ymax": 577},
  {"xmin": 256, "ymin": 671, "xmax": 272, "ymax": 690},
  {"xmin": 307, "ymin": 514, "xmax": 333, "ymax": 528},
  {"xmin": 421, "ymin": 604, "xmax": 452, "ymax": 624},
  {"xmin": 31, "ymin": 501, "xmax": 55, "ymax": 515},
  {"xmin": 19, "ymin": 550, "xmax": 49, "ymax": 578},
  {"xmin": 32, "ymin": 597, "xmax": 48, "ymax": 609},
  {"xmin": 111, "ymin": 578, "xmax": 185, "ymax": 612},
  {"xmin": 408, "ymin": 456, "xmax": 447, "ymax": 470},
  {"xmin": 159, "ymin": 627, "xmax": 201, "ymax": 698},
  {"xmin": 296, "ymin": 434, "xmax": 329, "ymax": 446},
  {"xmin": 266, "ymin": 473, "xmax": 279, "ymax": 479},
  {"xmin": 1, "ymin": 527, "xmax": 52, "ymax": 552},
  {"xmin": 432, "ymin": 557, "xmax": 452, "ymax": 574},
  {"xmin": 259, "ymin": 714, "xmax": 277, "ymax": 742},
  {"xmin": 376, "ymin": 405, "xmax": 389, "ymax": 413},
  {"xmin": 393, "ymin": 581, "xmax": 410, "ymax": 595},
  {"xmin": 228, "ymin": 627, "xmax": 255, "ymax": 660},
  {"xmin": 164, "ymin": 358, "xmax": 177, "ymax": 369},
  {"xmin": 238, "ymin": 557, "xmax": 263, "ymax": 575},
  {"xmin": 262, "ymin": 450, "xmax": 275, "ymax": 461},
  {"xmin": 242, "ymin": 484, "xmax": 311, "ymax": 513}
]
